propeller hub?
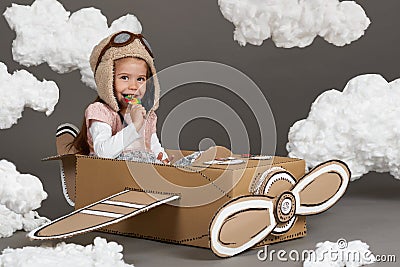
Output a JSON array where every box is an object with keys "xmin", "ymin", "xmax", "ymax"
[{"xmin": 275, "ymin": 191, "xmax": 296, "ymax": 223}]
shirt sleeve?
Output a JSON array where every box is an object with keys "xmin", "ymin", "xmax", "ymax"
[
  {"xmin": 151, "ymin": 133, "xmax": 168, "ymax": 160},
  {"xmin": 89, "ymin": 121, "xmax": 140, "ymax": 158}
]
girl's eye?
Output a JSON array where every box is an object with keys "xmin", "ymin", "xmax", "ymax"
[
  {"xmin": 120, "ymin": 75, "xmax": 129, "ymax": 80},
  {"xmin": 138, "ymin": 77, "xmax": 146, "ymax": 82}
]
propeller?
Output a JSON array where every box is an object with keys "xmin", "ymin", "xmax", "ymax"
[{"xmin": 209, "ymin": 160, "xmax": 350, "ymax": 257}]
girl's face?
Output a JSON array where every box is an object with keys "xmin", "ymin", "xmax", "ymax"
[{"xmin": 114, "ymin": 57, "xmax": 147, "ymax": 110}]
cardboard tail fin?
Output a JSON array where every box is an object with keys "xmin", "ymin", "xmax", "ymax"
[
  {"xmin": 56, "ymin": 123, "xmax": 79, "ymax": 206},
  {"xmin": 29, "ymin": 189, "xmax": 180, "ymax": 240},
  {"xmin": 56, "ymin": 123, "xmax": 79, "ymax": 155}
]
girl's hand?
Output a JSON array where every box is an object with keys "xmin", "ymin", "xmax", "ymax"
[
  {"xmin": 129, "ymin": 104, "xmax": 146, "ymax": 131},
  {"xmin": 157, "ymin": 152, "xmax": 174, "ymax": 165}
]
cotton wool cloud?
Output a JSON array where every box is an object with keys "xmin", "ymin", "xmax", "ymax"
[
  {"xmin": 3, "ymin": 0, "xmax": 142, "ymax": 89},
  {"xmin": 218, "ymin": 0, "xmax": 370, "ymax": 48},
  {"xmin": 0, "ymin": 62, "xmax": 58, "ymax": 129},
  {"xmin": 0, "ymin": 237, "xmax": 133, "ymax": 267},
  {"xmin": 287, "ymin": 74, "xmax": 400, "ymax": 180},
  {"xmin": 303, "ymin": 240, "xmax": 375, "ymax": 266},
  {"xmin": 0, "ymin": 159, "xmax": 49, "ymax": 238}
]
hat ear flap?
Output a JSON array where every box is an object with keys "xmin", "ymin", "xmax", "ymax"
[
  {"xmin": 142, "ymin": 75, "xmax": 155, "ymax": 112},
  {"xmin": 94, "ymin": 59, "xmax": 120, "ymax": 112},
  {"xmin": 292, "ymin": 160, "xmax": 350, "ymax": 215}
]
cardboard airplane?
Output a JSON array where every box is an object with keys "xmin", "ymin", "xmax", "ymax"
[{"xmin": 29, "ymin": 123, "xmax": 351, "ymax": 258}]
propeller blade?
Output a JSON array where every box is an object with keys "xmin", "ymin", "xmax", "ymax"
[
  {"xmin": 292, "ymin": 160, "xmax": 350, "ymax": 215},
  {"xmin": 209, "ymin": 195, "xmax": 276, "ymax": 257}
]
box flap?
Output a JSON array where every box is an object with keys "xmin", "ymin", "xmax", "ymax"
[
  {"xmin": 192, "ymin": 156, "xmax": 303, "ymax": 170},
  {"xmin": 28, "ymin": 189, "xmax": 180, "ymax": 240}
]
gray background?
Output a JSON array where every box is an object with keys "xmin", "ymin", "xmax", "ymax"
[{"xmin": 0, "ymin": 0, "xmax": 399, "ymax": 266}]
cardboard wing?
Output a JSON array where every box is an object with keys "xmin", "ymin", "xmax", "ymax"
[
  {"xmin": 209, "ymin": 160, "xmax": 350, "ymax": 257},
  {"xmin": 29, "ymin": 189, "xmax": 180, "ymax": 240}
]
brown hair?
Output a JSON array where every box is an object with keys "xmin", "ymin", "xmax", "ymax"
[{"xmin": 68, "ymin": 96, "xmax": 103, "ymax": 155}]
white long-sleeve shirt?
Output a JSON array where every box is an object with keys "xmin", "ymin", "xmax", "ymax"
[{"xmin": 89, "ymin": 121, "xmax": 167, "ymax": 159}]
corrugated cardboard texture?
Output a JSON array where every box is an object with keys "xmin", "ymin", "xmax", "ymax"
[{"xmin": 66, "ymin": 151, "xmax": 306, "ymax": 248}]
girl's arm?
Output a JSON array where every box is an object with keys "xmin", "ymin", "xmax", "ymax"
[
  {"xmin": 89, "ymin": 121, "xmax": 139, "ymax": 158},
  {"xmin": 151, "ymin": 133, "xmax": 168, "ymax": 160}
]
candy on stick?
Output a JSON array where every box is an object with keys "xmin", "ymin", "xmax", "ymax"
[{"xmin": 123, "ymin": 95, "xmax": 141, "ymax": 104}]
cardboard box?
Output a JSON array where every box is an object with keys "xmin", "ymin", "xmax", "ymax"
[{"xmin": 44, "ymin": 150, "xmax": 307, "ymax": 248}]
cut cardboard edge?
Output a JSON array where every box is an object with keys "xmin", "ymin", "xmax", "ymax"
[
  {"xmin": 43, "ymin": 153, "xmax": 78, "ymax": 206},
  {"xmin": 42, "ymin": 148, "xmax": 211, "ymax": 162},
  {"xmin": 42, "ymin": 153, "xmax": 76, "ymax": 161},
  {"xmin": 43, "ymin": 153, "xmax": 303, "ymax": 168},
  {"xmin": 59, "ymin": 161, "xmax": 75, "ymax": 206},
  {"xmin": 192, "ymin": 156, "xmax": 303, "ymax": 170}
]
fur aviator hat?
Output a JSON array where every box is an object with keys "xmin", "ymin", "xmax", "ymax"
[{"xmin": 89, "ymin": 31, "xmax": 160, "ymax": 112}]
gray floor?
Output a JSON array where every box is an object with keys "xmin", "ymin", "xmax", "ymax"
[{"xmin": 0, "ymin": 172, "xmax": 399, "ymax": 266}]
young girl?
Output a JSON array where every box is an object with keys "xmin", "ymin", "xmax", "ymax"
[{"xmin": 71, "ymin": 31, "xmax": 169, "ymax": 163}]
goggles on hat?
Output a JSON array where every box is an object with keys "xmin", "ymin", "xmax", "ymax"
[{"xmin": 94, "ymin": 31, "xmax": 154, "ymax": 73}]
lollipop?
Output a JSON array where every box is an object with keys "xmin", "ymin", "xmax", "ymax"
[{"xmin": 124, "ymin": 95, "xmax": 141, "ymax": 105}]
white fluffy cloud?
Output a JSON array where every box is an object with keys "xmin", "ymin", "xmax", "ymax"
[
  {"xmin": 303, "ymin": 240, "xmax": 375, "ymax": 266},
  {"xmin": 287, "ymin": 74, "xmax": 400, "ymax": 180},
  {"xmin": 218, "ymin": 0, "xmax": 370, "ymax": 48},
  {"xmin": 0, "ymin": 237, "xmax": 133, "ymax": 267},
  {"xmin": 0, "ymin": 159, "xmax": 49, "ymax": 238},
  {"xmin": 0, "ymin": 62, "xmax": 59, "ymax": 129},
  {"xmin": 0, "ymin": 205, "xmax": 49, "ymax": 238},
  {"xmin": 3, "ymin": 0, "xmax": 142, "ymax": 89}
]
